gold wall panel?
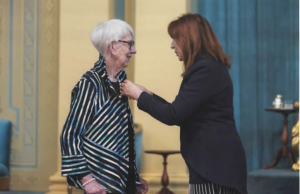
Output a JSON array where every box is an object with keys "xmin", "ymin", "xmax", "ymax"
[{"xmin": 0, "ymin": 0, "xmax": 59, "ymax": 191}]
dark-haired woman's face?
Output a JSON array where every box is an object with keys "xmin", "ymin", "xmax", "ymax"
[{"xmin": 171, "ymin": 39, "xmax": 183, "ymax": 61}]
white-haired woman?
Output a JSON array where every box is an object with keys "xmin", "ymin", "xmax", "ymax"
[{"xmin": 60, "ymin": 19, "xmax": 148, "ymax": 194}]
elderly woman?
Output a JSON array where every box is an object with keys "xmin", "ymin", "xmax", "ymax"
[
  {"xmin": 60, "ymin": 19, "xmax": 147, "ymax": 194},
  {"xmin": 121, "ymin": 14, "xmax": 247, "ymax": 194}
]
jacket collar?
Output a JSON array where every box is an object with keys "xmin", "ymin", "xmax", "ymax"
[{"xmin": 94, "ymin": 55, "xmax": 127, "ymax": 82}]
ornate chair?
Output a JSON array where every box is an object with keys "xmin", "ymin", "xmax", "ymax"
[
  {"xmin": 0, "ymin": 120, "xmax": 12, "ymax": 191},
  {"xmin": 292, "ymin": 102, "xmax": 299, "ymax": 171}
]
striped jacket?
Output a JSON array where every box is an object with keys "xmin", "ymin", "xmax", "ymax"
[{"xmin": 60, "ymin": 56, "xmax": 140, "ymax": 193}]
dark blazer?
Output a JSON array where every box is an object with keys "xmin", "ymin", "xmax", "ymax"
[{"xmin": 138, "ymin": 58, "xmax": 247, "ymax": 194}]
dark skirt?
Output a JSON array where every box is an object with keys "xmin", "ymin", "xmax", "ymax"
[{"xmin": 188, "ymin": 165, "xmax": 240, "ymax": 194}]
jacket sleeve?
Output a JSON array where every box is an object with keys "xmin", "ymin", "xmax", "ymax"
[
  {"xmin": 152, "ymin": 93, "xmax": 169, "ymax": 104},
  {"xmin": 60, "ymin": 78, "xmax": 96, "ymax": 179},
  {"xmin": 137, "ymin": 63, "xmax": 224, "ymax": 126}
]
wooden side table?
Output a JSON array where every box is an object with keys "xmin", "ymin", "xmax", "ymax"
[
  {"xmin": 264, "ymin": 107, "xmax": 299, "ymax": 169},
  {"xmin": 144, "ymin": 150, "xmax": 181, "ymax": 194}
]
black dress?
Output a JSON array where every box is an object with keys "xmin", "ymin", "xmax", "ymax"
[{"xmin": 111, "ymin": 81, "xmax": 136, "ymax": 194}]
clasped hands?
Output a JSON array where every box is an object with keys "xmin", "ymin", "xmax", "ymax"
[
  {"xmin": 81, "ymin": 173, "xmax": 148, "ymax": 194},
  {"xmin": 121, "ymin": 80, "xmax": 151, "ymax": 100}
]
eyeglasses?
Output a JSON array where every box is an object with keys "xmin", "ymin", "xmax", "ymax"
[{"xmin": 118, "ymin": 40, "xmax": 135, "ymax": 50}]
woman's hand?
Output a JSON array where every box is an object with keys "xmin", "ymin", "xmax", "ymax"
[
  {"xmin": 137, "ymin": 177, "xmax": 149, "ymax": 194},
  {"xmin": 121, "ymin": 80, "xmax": 143, "ymax": 100},
  {"xmin": 81, "ymin": 174, "xmax": 107, "ymax": 194}
]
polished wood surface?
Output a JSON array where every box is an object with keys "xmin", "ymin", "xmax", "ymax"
[
  {"xmin": 144, "ymin": 150, "xmax": 181, "ymax": 155},
  {"xmin": 265, "ymin": 108, "xmax": 298, "ymax": 114},
  {"xmin": 264, "ymin": 107, "xmax": 299, "ymax": 169}
]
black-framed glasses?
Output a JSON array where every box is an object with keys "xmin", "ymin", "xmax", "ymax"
[{"xmin": 118, "ymin": 40, "xmax": 135, "ymax": 50}]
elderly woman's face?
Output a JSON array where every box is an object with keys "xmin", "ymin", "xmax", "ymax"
[
  {"xmin": 171, "ymin": 39, "xmax": 183, "ymax": 61},
  {"xmin": 114, "ymin": 34, "xmax": 136, "ymax": 68}
]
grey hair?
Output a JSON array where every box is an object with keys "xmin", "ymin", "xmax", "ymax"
[{"xmin": 91, "ymin": 19, "xmax": 134, "ymax": 56}]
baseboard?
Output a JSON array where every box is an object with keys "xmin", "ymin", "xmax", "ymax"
[
  {"xmin": 140, "ymin": 173, "xmax": 189, "ymax": 194},
  {"xmin": 67, "ymin": 173, "xmax": 190, "ymax": 194}
]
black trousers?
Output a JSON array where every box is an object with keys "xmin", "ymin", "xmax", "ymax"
[{"xmin": 125, "ymin": 166, "xmax": 136, "ymax": 194}]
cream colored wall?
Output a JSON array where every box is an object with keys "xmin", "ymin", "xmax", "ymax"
[
  {"xmin": 58, "ymin": 0, "xmax": 111, "ymax": 131},
  {"xmin": 134, "ymin": 0, "xmax": 189, "ymax": 193},
  {"xmin": 0, "ymin": 0, "xmax": 59, "ymax": 191}
]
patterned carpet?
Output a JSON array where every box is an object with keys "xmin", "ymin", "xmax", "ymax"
[{"xmin": 0, "ymin": 192, "xmax": 44, "ymax": 194}]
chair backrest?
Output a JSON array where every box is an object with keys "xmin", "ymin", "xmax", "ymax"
[
  {"xmin": 0, "ymin": 120, "xmax": 12, "ymax": 169},
  {"xmin": 134, "ymin": 124, "xmax": 143, "ymax": 172}
]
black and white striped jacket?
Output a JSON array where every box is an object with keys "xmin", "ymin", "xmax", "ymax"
[{"xmin": 60, "ymin": 56, "xmax": 140, "ymax": 193}]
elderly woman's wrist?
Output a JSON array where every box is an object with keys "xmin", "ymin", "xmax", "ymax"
[
  {"xmin": 82, "ymin": 178, "xmax": 96, "ymax": 187},
  {"xmin": 80, "ymin": 173, "xmax": 94, "ymax": 184}
]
